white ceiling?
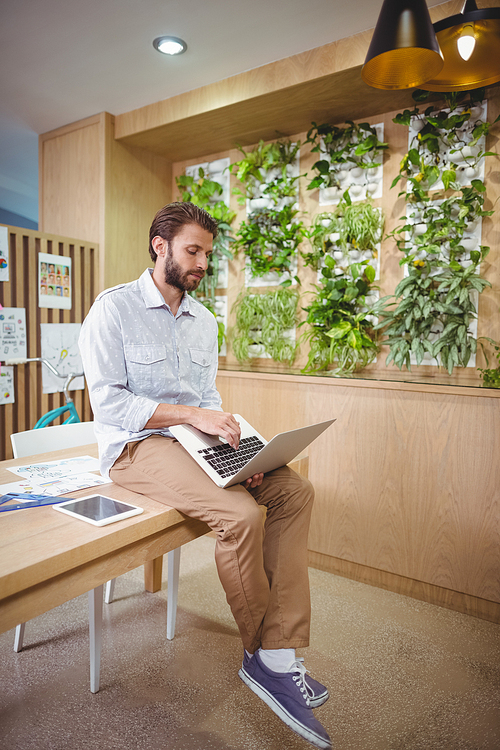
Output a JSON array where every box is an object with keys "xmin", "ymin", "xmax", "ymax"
[{"xmin": 0, "ymin": 0, "xmax": 446, "ymax": 224}]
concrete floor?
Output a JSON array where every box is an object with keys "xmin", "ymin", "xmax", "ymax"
[{"xmin": 1, "ymin": 535, "xmax": 499, "ymax": 750}]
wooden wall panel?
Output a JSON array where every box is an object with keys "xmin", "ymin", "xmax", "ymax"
[
  {"xmin": 216, "ymin": 371, "xmax": 500, "ymax": 619},
  {"xmin": 39, "ymin": 114, "xmax": 102, "ymax": 244},
  {"xmin": 39, "ymin": 113, "xmax": 171, "ymax": 293},
  {"xmin": 0, "ymin": 226, "xmax": 98, "ymax": 461},
  {"xmin": 104, "ymin": 119, "xmax": 172, "ymax": 290}
]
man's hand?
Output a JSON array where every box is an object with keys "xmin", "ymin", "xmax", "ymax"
[
  {"xmin": 244, "ymin": 473, "xmax": 264, "ymax": 489},
  {"xmin": 145, "ymin": 405, "xmax": 242, "ymax": 449},
  {"xmin": 191, "ymin": 409, "xmax": 241, "ymax": 449}
]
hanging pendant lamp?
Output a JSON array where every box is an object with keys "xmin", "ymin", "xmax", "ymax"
[
  {"xmin": 361, "ymin": 0, "xmax": 444, "ymax": 90},
  {"xmin": 422, "ymin": 0, "xmax": 500, "ymax": 92}
]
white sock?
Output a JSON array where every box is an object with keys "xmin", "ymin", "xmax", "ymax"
[{"xmin": 258, "ymin": 648, "xmax": 296, "ymax": 672}]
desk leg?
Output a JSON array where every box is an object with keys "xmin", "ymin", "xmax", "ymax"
[
  {"xmin": 144, "ymin": 556, "xmax": 163, "ymax": 593},
  {"xmin": 167, "ymin": 548, "xmax": 181, "ymax": 640},
  {"xmin": 89, "ymin": 585, "xmax": 103, "ymax": 694}
]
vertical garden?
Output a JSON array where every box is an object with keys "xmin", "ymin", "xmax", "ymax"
[{"xmin": 174, "ymin": 89, "xmax": 500, "ymax": 387}]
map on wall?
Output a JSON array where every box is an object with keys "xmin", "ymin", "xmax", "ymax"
[{"xmin": 40, "ymin": 323, "xmax": 84, "ymax": 393}]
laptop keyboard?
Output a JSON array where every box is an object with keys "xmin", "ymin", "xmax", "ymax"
[{"xmin": 198, "ymin": 435, "xmax": 265, "ymax": 478}]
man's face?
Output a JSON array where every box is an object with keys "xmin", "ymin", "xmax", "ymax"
[{"xmin": 161, "ymin": 223, "xmax": 213, "ymax": 293}]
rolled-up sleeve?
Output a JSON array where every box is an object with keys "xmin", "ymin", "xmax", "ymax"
[{"xmin": 79, "ymin": 296, "xmax": 159, "ymax": 433}]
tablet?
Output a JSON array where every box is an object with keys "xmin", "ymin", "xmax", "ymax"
[{"xmin": 53, "ymin": 494, "xmax": 143, "ymax": 526}]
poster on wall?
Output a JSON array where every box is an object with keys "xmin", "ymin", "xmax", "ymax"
[
  {"xmin": 0, "ymin": 307, "xmax": 27, "ymax": 361},
  {"xmin": 40, "ymin": 323, "xmax": 84, "ymax": 393},
  {"xmin": 0, "ymin": 365, "xmax": 14, "ymax": 405},
  {"xmin": 0, "ymin": 225, "xmax": 8, "ymax": 282},
  {"xmin": 38, "ymin": 252, "xmax": 72, "ymax": 309}
]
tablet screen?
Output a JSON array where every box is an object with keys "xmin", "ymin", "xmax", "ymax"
[{"xmin": 55, "ymin": 495, "xmax": 142, "ymax": 524}]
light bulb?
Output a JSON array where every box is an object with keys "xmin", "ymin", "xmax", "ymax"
[
  {"xmin": 159, "ymin": 40, "xmax": 183, "ymax": 55},
  {"xmin": 153, "ymin": 36, "xmax": 187, "ymax": 56},
  {"xmin": 457, "ymin": 25, "xmax": 476, "ymax": 61}
]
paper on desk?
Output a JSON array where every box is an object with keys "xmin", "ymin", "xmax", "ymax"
[
  {"xmin": 8, "ymin": 455, "xmax": 101, "ymax": 480},
  {"xmin": 0, "ymin": 472, "xmax": 111, "ymax": 499},
  {"xmin": 2, "ymin": 455, "xmax": 111, "ymax": 498}
]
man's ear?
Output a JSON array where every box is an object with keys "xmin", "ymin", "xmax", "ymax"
[{"xmin": 151, "ymin": 236, "xmax": 167, "ymax": 258}]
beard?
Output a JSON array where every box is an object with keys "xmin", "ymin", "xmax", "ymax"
[{"xmin": 163, "ymin": 246, "xmax": 203, "ymax": 292}]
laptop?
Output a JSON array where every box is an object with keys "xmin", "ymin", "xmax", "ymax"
[{"xmin": 169, "ymin": 414, "xmax": 335, "ymax": 488}]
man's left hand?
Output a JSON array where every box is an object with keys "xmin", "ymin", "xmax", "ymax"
[{"xmin": 244, "ymin": 473, "xmax": 264, "ymax": 489}]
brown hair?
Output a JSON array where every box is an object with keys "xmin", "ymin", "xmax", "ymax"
[{"xmin": 148, "ymin": 202, "xmax": 218, "ymax": 262}]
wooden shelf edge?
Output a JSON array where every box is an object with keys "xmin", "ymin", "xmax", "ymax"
[{"xmin": 216, "ymin": 368, "xmax": 500, "ymax": 399}]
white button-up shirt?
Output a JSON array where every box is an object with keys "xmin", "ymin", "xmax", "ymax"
[{"xmin": 79, "ymin": 268, "xmax": 222, "ymax": 477}]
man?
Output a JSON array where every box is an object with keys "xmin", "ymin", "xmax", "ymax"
[{"xmin": 79, "ymin": 202, "xmax": 331, "ymax": 750}]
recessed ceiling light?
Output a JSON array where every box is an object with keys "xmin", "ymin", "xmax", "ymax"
[{"xmin": 153, "ymin": 36, "xmax": 187, "ymax": 56}]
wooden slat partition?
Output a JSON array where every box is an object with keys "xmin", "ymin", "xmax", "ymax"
[{"xmin": 0, "ymin": 225, "xmax": 98, "ymax": 460}]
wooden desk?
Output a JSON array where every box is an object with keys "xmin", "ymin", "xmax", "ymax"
[{"xmin": 0, "ymin": 444, "xmax": 210, "ymax": 637}]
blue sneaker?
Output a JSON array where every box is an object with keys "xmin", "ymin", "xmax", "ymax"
[
  {"xmin": 242, "ymin": 652, "xmax": 329, "ymax": 708},
  {"xmin": 239, "ymin": 651, "xmax": 332, "ymax": 749}
]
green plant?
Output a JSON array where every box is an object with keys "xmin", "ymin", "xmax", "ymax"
[
  {"xmin": 377, "ymin": 91, "xmax": 496, "ymax": 375},
  {"xmin": 231, "ymin": 288, "xmax": 299, "ymax": 364},
  {"xmin": 303, "ymin": 197, "xmax": 383, "ymax": 271},
  {"xmin": 391, "ymin": 89, "xmax": 499, "ymax": 202},
  {"xmin": 230, "ymin": 139, "xmax": 301, "ymax": 203},
  {"xmin": 303, "ymin": 212, "xmax": 341, "ymax": 269},
  {"xmin": 306, "ymin": 120, "xmax": 388, "ymax": 191},
  {"xmin": 478, "ymin": 337, "xmax": 500, "ymax": 387},
  {"xmin": 301, "ymin": 255, "xmax": 379, "ymax": 375},
  {"xmin": 198, "ymin": 298, "xmax": 226, "ymax": 353},
  {"xmin": 374, "ymin": 240, "xmax": 491, "ymax": 373},
  {"xmin": 176, "ymin": 167, "xmax": 236, "ymax": 300},
  {"xmin": 234, "ymin": 205, "xmax": 305, "ymax": 279}
]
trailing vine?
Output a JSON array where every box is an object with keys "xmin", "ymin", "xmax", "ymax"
[{"xmin": 231, "ymin": 287, "xmax": 299, "ymax": 364}]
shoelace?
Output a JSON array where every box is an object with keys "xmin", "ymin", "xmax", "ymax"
[{"xmin": 289, "ymin": 659, "xmax": 314, "ymax": 706}]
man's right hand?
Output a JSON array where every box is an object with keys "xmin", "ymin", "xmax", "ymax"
[
  {"xmin": 145, "ymin": 404, "xmax": 241, "ymax": 449},
  {"xmin": 191, "ymin": 409, "xmax": 241, "ymax": 449}
]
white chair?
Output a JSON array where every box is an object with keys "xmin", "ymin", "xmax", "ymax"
[{"xmin": 10, "ymin": 422, "xmax": 181, "ymax": 692}]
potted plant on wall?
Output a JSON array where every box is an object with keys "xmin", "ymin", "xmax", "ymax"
[
  {"xmin": 176, "ymin": 167, "xmax": 236, "ymax": 350},
  {"xmin": 376, "ymin": 89, "xmax": 497, "ymax": 375},
  {"xmin": 478, "ymin": 337, "xmax": 500, "ymax": 387},
  {"xmin": 300, "ymin": 195, "xmax": 383, "ymax": 375},
  {"xmin": 306, "ymin": 120, "xmax": 388, "ymax": 201},
  {"xmin": 230, "ymin": 139, "xmax": 305, "ymax": 283},
  {"xmin": 231, "ymin": 287, "xmax": 300, "ymax": 364},
  {"xmin": 300, "ymin": 255, "xmax": 379, "ymax": 374},
  {"xmin": 176, "ymin": 167, "xmax": 236, "ymax": 299}
]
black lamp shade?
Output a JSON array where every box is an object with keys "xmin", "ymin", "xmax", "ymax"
[{"xmin": 362, "ymin": 0, "xmax": 444, "ymax": 89}]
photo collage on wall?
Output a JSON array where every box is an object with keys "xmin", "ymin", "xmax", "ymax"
[{"xmin": 38, "ymin": 252, "xmax": 72, "ymax": 309}]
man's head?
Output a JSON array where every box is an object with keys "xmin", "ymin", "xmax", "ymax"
[{"xmin": 148, "ymin": 202, "xmax": 218, "ymax": 263}]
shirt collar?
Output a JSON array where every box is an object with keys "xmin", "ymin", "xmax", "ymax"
[{"xmin": 139, "ymin": 268, "xmax": 197, "ymax": 316}]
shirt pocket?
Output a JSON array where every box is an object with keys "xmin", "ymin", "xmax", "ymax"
[
  {"xmin": 125, "ymin": 345, "xmax": 167, "ymax": 395},
  {"xmin": 189, "ymin": 347, "xmax": 212, "ymax": 392}
]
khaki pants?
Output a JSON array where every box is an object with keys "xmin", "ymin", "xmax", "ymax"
[{"xmin": 110, "ymin": 435, "xmax": 314, "ymax": 653}]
